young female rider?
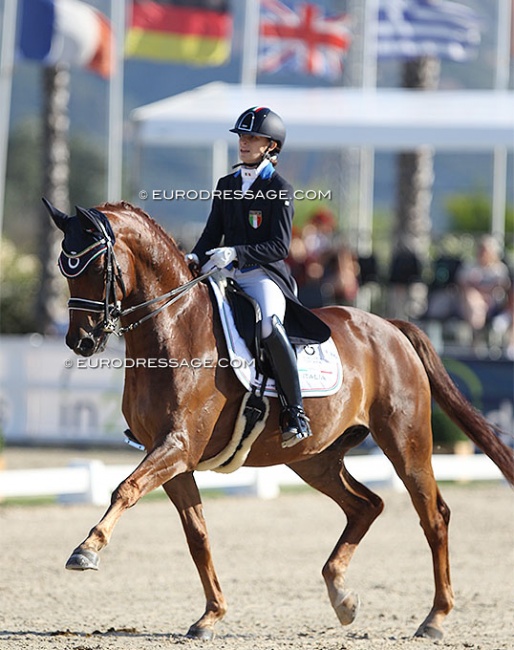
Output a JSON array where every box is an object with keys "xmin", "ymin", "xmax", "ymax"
[{"xmin": 186, "ymin": 107, "xmax": 330, "ymax": 448}]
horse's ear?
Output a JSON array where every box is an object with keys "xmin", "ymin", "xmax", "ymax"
[
  {"xmin": 76, "ymin": 205, "xmax": 115, "ymax": 243},
  {"xmin": 42, "ymin": 197, "xmax": 69, "ymax": 232},
  {"xmin": 76, "ymin": 205, "xmax": 98, "ymax": 232}
]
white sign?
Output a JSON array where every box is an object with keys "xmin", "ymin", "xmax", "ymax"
[{"xmin": 0, "ymin": 335, "xmax": 126, "ymax": 445}]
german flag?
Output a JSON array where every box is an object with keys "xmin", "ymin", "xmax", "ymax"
[{"xmin": 125, "ymin": 0, "xmax": 232, "ymax": 65}]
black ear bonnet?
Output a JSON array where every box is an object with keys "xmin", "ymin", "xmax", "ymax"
[{"xmin": 57, "ymin": 207, "xmax": 115, "ymax": 278}]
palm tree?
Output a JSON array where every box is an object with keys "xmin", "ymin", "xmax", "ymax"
[
  {"xmin": 36, "ymin": 65, "xmax": 70, "ymax": 334},
  {"xmin": 389, "ymin": 56, "xmax": 441, "ymax": 319}
]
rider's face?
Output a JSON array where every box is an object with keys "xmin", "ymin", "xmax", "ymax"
[{"xmin": 238, "ymin": 134, "xmax": 276, "ymax": 165}]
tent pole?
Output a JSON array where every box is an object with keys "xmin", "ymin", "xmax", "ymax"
[
  {"xmin": 241, "ymin": 0, "xmax": 260, "ymax": 86},
  {"xmin": 0, "ymin": 0, "xmax": 19, "ymax": 236}
]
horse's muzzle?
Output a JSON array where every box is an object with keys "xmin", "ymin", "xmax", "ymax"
[{"xmin": 67, "ymin": 328, "xmax": 97, "ymax": 357}]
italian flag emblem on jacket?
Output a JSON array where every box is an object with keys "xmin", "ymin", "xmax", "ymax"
[{"xmin": 249, "ymin": 210, "xmax": 262, "ymax": 229}]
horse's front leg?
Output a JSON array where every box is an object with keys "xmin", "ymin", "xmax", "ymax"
[
  {"xmin": 162, "ymin": 472, "xmax": 227, "ymax": 640},
  {"xmin": 66, "ymin": 436, "xmax": 190, "ymax": 571}
]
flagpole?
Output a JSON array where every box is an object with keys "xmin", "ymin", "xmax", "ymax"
[
  {"xmin": 241, "ymin": 0, "xmax": 260, "ymax": 86},
  {"xmin": 107, "ymin": 0, "xmax": 126, "ymax": 201},
  {"xmin": 494, "ymin": 0, "xmax": 512, "ymax": 90},
  {"xmin": 491, "ymin": 0, "xmax": 512, "ymax": 248},
  {"xmin": 0, "ymin": 0, "xmax": 19, "ymax": 236},
  {"xmin": 357, "ymin": 0, "xmax": 379, "ymax": 259},
  {"xmin": 361, "ymin": 0, "xmax": 379, "ymax": 89}
]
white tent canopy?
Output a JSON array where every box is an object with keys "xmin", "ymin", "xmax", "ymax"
[
  {"xmin": 130, "ymin": 82, "xmax": 514, "ymax": 151},
  {"xmin": 130, "ymin": 82, "xmax": 513, "ymax": 248}
]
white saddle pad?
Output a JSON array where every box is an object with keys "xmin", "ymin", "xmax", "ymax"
[{"xmin": 209, "ymin": 277, "xmax": 343, "ymax": 398}]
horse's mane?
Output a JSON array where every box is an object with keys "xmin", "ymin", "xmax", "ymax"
[{"xmin": 97, "ymin": 201, "xmax": 188, "ymax": 267}]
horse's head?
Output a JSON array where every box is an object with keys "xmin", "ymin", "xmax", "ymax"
[{"xmin": 44, "ymin": 198, "xmax": 126, "ymax": 356}]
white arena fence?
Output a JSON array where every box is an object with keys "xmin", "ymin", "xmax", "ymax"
[{"xmin": 0, "ymin": 453, "xmax": 506, "ymax": 505}]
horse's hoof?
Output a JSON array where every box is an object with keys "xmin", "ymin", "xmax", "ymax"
[
  {"xmin": 65, "ymin": 548, "xmax": 100, "ymax": 571},
  {"xmin": 186, "ymin": 625, "xmax": 215, "ymax": 641},
  {"xmin": 414, "ymin": 624, "xmax": 444, "ymax": 640},
  {"xmin": 333, "ymin": 589, "xmax": 360, "ymax": 626}
]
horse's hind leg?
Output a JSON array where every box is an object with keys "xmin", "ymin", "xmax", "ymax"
[
  {"xmin": 162, "ymin": 472, "xmax": 227, "ymax": 640},
  {"xmin": 384, "ymin": 436, "xmax": 454, "ymax": 639},
  {"xmin": 377, "ymin": 417, "xmax": 453, "ymax": 639},
  {"xmin": 288, "ymin": 433, "xmax": 384, "ymax": 627},
  {"xmin": 411, "ymin": 487, "xmax": 452, "ymax": 639}
]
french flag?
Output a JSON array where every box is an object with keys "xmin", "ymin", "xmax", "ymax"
[{"xmin": 18, "ymin": 0, "xmax": 113, "ymax": 78}]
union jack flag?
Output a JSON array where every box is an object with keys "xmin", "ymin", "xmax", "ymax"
[{"xmin": 258, "ymin": 0, "xmax": 352, "ymax": 80}]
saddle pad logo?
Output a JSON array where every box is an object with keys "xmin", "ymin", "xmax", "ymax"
[{"xmin": 248, "ymin": 210, "xmax": 262, "ymax": 229}]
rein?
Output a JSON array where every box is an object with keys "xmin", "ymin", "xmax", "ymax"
[
  {"xmin": 67, "ymin": 235, "xmax": 215, "ymax": 337},
  {"xmin": 113, "ymin": 268, "xmax": 216, "ymax": 334}
]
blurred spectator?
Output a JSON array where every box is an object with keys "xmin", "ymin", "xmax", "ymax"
[
  {"xmin": 424, "ymin": 254, "xmax": 463, "ymax": 320},
  {"xmin": 302, "ymin": 207, "xmax": 337, "ymax": 260},
  {"xmin": 455, "ymin": 235, "xmax": 511, "ymax": 334},
  {"xmin": 287, "ymin": 227, "xmax": 311, "ymax": 298},
  {"xmin": 387, "ymin": 249, "xmax": 427, "ymax": 319},
  {"xmin": 287, "ymin": 208, "xmax": 360, "ymax": 308},
  {"xmin": 288, "ymin": 221, "xmax": 325, "ymax": 308},
  {"xmin": 321, "ymin": 244, "xmax": 360, "ymax": 306},
  {"xmin": 356, "ymin": 254, "xmax": 379, "ymax": 285},
  {"xmin": 389, "ymin": 249, "xmax": 423, "ymax": 285},
  {"xmin": 490, "ymin": 275, "xmax": 514, "ymax": 359}
]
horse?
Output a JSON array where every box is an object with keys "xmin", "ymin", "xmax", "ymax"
[{"xmin": 44, "ymin": 199, "xmax": 514, "ymax": 642}]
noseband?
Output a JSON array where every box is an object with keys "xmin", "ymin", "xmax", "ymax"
[{"xmin": 63, "ymin": 232, "xmax": 214, "ymax": 341}]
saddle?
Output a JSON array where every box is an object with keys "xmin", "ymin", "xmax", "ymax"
[
  {"xmin": 221, "ymin": 276, "xmax": 265, "ymax": 370},
  {"xmin": 208, "ymin": 274, "xmax": 343, "ymax": 399}
]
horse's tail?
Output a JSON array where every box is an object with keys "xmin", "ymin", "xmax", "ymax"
[{"xmin": 389, "ymin": 319, "xmax": 514, "ymax": 487}]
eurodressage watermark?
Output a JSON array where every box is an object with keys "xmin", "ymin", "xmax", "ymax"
[
  {"xmin": 64, "ymin": 357, "xmax": 254, "ymax": 370},
  {"xmin": 138, "ymin": 189, "xmax": 332, "ymax": 202}
]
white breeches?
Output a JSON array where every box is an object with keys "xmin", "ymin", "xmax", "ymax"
[{"xmin": 226, "ymin": 267, "xmax": 286, "ymax": 338}]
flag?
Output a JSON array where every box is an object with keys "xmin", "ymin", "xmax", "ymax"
[
  {"xmin": 18, "ymin": 0, "xmax": 113, "ymax": 78},
  {"xmin": 258, "ymin": 0, "xmax": 352, "ymax": 80},
  {"xmin": 125, "ymin": 1, "xmax": 232, "ymax": 66},
  {"xmin": 377, "ymin": 0, "xmax": 481, "ymax": 61}
]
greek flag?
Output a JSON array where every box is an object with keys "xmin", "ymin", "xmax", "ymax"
[{"xmin": 377, "ymin": 0, "xmax": 481, "ymax": 61}]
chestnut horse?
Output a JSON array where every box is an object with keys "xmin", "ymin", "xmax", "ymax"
[{"xmin": 45, "ymin": 200, "xmax": 513, "ymax": 641}]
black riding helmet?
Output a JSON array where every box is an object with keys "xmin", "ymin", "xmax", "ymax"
[{"xmin": 230, "ymin": 106, "xmax": 286, "ymax": 153}]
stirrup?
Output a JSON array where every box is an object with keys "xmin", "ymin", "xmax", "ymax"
[{"xmin": 280, "ymin": 407, "xmax": 312, "ymax": 449}]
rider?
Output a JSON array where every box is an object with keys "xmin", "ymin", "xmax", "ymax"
[{"xmin": 186, "ymin": 106, "xmax": 330, "ymax": 448}]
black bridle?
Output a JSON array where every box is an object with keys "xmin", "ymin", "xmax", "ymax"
[
  {"xmin": 67, "ymin": 235, "xmax": 126, "ymax": 337},
  {"xmin": 66, "ymin": 234, "xmax": 215, "ymax": 342}
]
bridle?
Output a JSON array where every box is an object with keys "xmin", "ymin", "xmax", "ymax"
[
  {"xmin": 66, "ymin": 236, "xmax": 126, "ymax": 338},
  {"xmin": 66, "ymin": 232, "xmax": 215, "ymax": 343}
]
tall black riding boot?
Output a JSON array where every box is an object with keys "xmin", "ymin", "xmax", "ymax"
[{"xmin": 262, "ymin": 315, "xmax": 312, "ymax": 448}]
